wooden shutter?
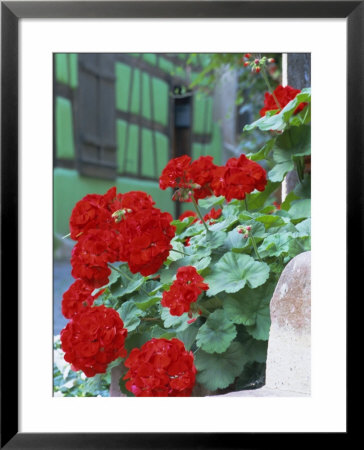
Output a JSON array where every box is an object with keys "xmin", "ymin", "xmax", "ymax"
[{"xmin": 76, "ymin": 54, "xmax": 117, "ymax": 179}]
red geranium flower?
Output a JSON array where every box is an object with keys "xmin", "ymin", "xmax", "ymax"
[
  {"xmin": 160, "ymin": 155, "xmax": 217, "ymax": 202},
  {"xmin": 71, "ymin": 228, "xmax": 119, "ymax": 288},
  {"xmin": 118, "ymin": 208, "xmax": 176, "ymax": 276},
  {"xmin": 159, "ymin": 155, "xmax": 192, "ymax": 190},
  {"xmin": 211, "ymin": 154, "xmax": 267, "ymax": 202},
  {"xmin": 260, "ymin": 85, "xmax": 307, "ymax": 117},
  {"xmin": 110, "ymin": 190, "xmax": 155, "ymax": 216},
  {"xmin": 61, "ymin": 279, "xmax": 104, "ymax": 319},
  {"xmin": 161, "ymin": 266, "xmax": 209, "ymax": 316},
  {"xmin": 60, "ymin": 305, "xmax": 128, "ymax": 377},
  {"xmin": 187, "ymin": 156, "xmax": 217, "ymax": 200},
  {"xmin": 124, "ymin": 338, "xmax": 196, "ymax": 397},
  {"xmin": 69, "ymin": 187, "xmax": 118, "ymax": 240}
]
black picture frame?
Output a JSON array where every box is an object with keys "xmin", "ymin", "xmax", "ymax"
[{"xmin": 1, "ymin": 1, "xmax": 355, "ymax": 448}]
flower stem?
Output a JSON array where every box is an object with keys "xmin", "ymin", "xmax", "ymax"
[
  {"xmin": 248, "ymin": 230, "xmax": 262, "ymax": 262},
  {"xmin": 191, "ymin": 196, "xmax": 210, "ymax": 233},
  {"xmin": 244, "ymin": 197, "xmax": 249, "ymax": 211}
]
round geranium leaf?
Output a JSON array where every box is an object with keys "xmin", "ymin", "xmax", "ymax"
[
  {"xmin": 204, "ymin": 252, "xmax": 270, "ymax": 296},
  {"xmin": 196, "ymin": 310, "xmax": 237, "ymax": 354},
  {"xmin": 195, "ymin": 342, "xmax": 248, "ymax": 391},
  {"xmin": 223, "ymin": 282, "xmax": 275, "ymax": 341}
]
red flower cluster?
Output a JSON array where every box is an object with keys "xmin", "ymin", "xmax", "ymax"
[
  {"xmin": 71, "ymin": 228, "xmax": 120, "ymax": 288},
  {"xmin": 124, "ymin": 338, "xmax": 196, "ymax": 397},
  {"xmin": 260, "ymin": 85, "xmax": 307, "ymax": 117},
  {"xmin": 68, "ymin": 188, "xmax": 175, "ymax": 288},
  {"xmin": 159, "ymin": 155, "xmax": 217, "ymax": 202},
  {"xmin": 61, "ymin": 279, "xmax": 103, "ymax": 319},
  {"xmin": 161, "ymin": 266, "xmax": 209, "ymax": 316},
  {"xmin": 118, "ymin": 208, "xmax": 175, "ymax": 276},
  {"xmin": 160, "ymin": 154, "xmax": 267, "ymax": 204},
  {"xmin": 211, "ymin": 154, "xmax": 267, "ymax": 202},
  {"xmin": 61, "ymin": 305, "xmax": 128, "ymax": 377},
  {"xmin": 69, "ymin": 187, "xmax": 117, "ymax": 240}
]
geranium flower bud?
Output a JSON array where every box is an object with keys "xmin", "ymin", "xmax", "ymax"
[
  {"xmin": 244, "ymin": 53, "xmax": 251, "ymax": 59},
  {"xmin": 268, "ymin": 58, "xmax": 275, "ymax": 63},
  {"xmin": 255, "ymin": 67, "xmax": 261, "ymax": 73},
  {"xmin": 254, "ymin": 58, "xmax": 260, "ymax": 64},
  {"xmin": 246, "ymin": 226, "xmax": 252, "ymax": 231}
]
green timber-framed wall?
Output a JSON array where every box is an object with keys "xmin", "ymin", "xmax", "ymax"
[{"xmin": 54, "ymin": 53, "xmax": 222, "ymax": 236}]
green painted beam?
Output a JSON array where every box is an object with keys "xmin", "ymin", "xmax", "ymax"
[{"xmin": 55, "ymin": 96, "xmax": 75, "ymax": 159}]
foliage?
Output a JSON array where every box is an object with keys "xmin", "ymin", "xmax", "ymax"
[{"xmin": 55, "ymin": 54, "xmax": 311, "ymax": 397}]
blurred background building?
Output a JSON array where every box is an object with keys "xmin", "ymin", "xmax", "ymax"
[{"xmin": 53, "ymin": 53, "xmax": 228, "ymax": 237}]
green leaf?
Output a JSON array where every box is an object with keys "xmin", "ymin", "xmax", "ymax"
[
  {"xmin": 176, "ymin": 319, "xmax": 201, "ymax": 351},
  {"xmin": 168, "ymin": 241, "xmax": 186, "ymax": 262},
  {"xmin": 224, "ymin": 229, "xmax": 250, "ymax": 252},
  {"xmin": 110, "ymin": 267, "xmax": 145, "ymax": 298},
  {"xmin": 274, "ymin": 126, "xmax": 311, "ymax": 157},
  {"xmin": 118, "ymin": 300, "xmax": 145, "ymax": 332},
  {"xmin": 161, "ymin": 307, "xmax": 189, "ymax": 332},
  {"xmin": 244, "ymin": 338, "xmax": 268, "ymax": 363},
  {"xmin": 258, "ymin": 233, "xmax": 293, "ymax": 258},
  {"xmin": 196, "ymin": 310, "xmax": 237, "ymax": 354},
  {"xmin": 255, "ymin": 214, "xmax": 287, "ymax": 229},
  {"xmin": 244, "ymin": 111, "xmax": 286, "ymax": 132},
  {"xmin": 295, "ymin": 218, "xmax": 311, "ymax": 237},
  {"xmin": 246, "ymin": 181, "xmax": 280, "ymax": 211},
  {"xmin": 289, "ymin": 199, "xmax": 311, "ymax": 219},
  {"xmin": 133, "ymin": 294, "xmax": 161, "ymax": 312},
  {"xmin": 208, "ymin": 217, "xmax": 238, "ymax": 232},
  {"xmin": 204, "ymin": 252, "xmax": 270, "ymax": 296},
  {"xmin": 178, "ymin": 221, "xmax": 205, "ymax": 240},
  {"xmin": 150, "ymin": 325, "xmax": 176, "ymax": 340},
  {"xmin": 189, "ymin": 230, "xmax": 227, "ymax": 249},
  {"xmin": 171, "ymin": 216, "xmax": 196, "ymax": 234},
  {"xmin": 124, "ymin": 329, "xmax": 152, "ymax": 352},
  {"xmin": 198, "ymin": 195, "xmax": 225, "ymax": 209},
  {"xmin": 195, "ymin": 342, "xmax": 247, "ymax": 391},
  {"xmin": 268, "ymin": 160, "xmax": 294, "ymax": 182},
  {"xmin": 281, "ymin": 191, "xmax": 300, "ymax": 211},
  {"xmin": 223, "ymin": 282, "xmax": 274, "ymax": 341},
  {"xmin": 247, "ymin": 138, "xmax": 276, "ymax": 161}
]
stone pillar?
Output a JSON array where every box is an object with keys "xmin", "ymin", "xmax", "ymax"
[{"xmin": 264, "ymin": 251, "xmax": 311, "ymax": 394}]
